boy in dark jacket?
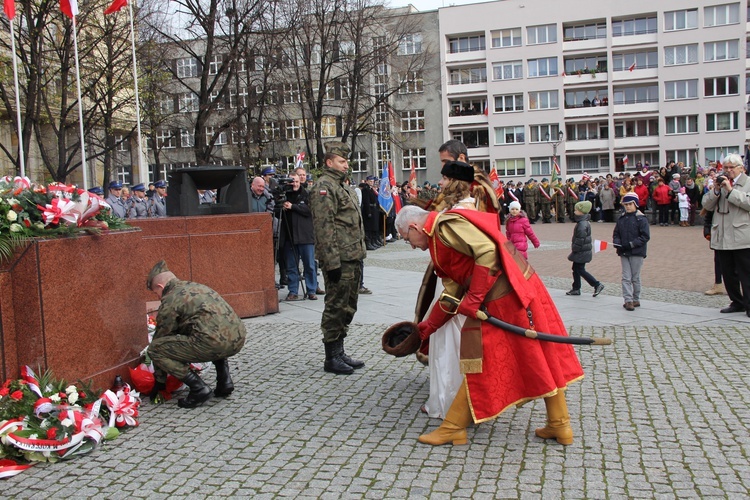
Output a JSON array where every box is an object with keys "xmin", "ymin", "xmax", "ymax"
[
  {"xmin": 566, "ymin": 201, "xmax": 605, "ymax": 297},
  {"xmin": 613, "ymin": 192, "xmax": 651, "ymax": 310}
]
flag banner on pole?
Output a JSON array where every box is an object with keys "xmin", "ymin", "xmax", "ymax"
[
  {"xmin": 104, "ymin": 0, "xmax": 127, "ymax": 14},
  {"xmin": 61, "ymin": 0, "xmax": 78, "ymax": 17},
  {"xmin": 553, "ymin": 156, "xmax": 560, "ymax": 174},
  {"xmin": 4, "ymin": 0, "xmax": 14, "ymax": 19},
  {"xmin": 593, "ymin": 240, "xmax": 608, "ymax": 253},
  {"xmin": 408, "ymin": 161, "xmax": 417, "ymax": 197},
  {"xmin": 622, "ymin": 154, "xmax": 628, "ymax": 167},
  {"xmin": 388, "ymin": 161, "xmax": 402, "ymax": 213},
  {"xmin": 628, "ymin": 62, "xmax": 636, "ymax": 71},
  {"xmin": 295, "ymin": 151, "xmax": 305, "ymax": 169},
  {"xmin": 489, "ymin": 165, "xmax": 503, "ymax": 199},
  {"xmin": 716, "ymin": 149, "xmax": 724, "ymax": 171},
  {"xmin": 377, "ymin": 164, "xmax": 393, "ymax": 215}
]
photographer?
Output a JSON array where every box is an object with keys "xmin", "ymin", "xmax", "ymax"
[{"xmin": 280, "ymin": 176, "xmax": 318, "ymax": 301}]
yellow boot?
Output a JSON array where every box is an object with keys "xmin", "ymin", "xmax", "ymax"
[
  {"xmin": 418, "ymin": 381, "xmax": 473, "ymax": 445},
  {"xmin": 535, "ymin": 390, "xmax": 574, "ymax": 445}
]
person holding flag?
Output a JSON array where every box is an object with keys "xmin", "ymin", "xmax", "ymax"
[{"xmin": 613, "ymin": 192, "xmax": 650, "ymax": 311}]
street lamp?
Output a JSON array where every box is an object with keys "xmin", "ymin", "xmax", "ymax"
[{"xmin": 545, "ymin": 130, "xmax": 565, "ymax": 176}]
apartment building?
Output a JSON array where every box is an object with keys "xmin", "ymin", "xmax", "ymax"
[{"xmin": 439, "ymin": 0, "xmax": 749, "ymax": 180}]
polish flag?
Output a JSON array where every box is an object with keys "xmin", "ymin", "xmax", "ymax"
[
  {"xmin": 104, "ymin": 0, "xmax": 127, "ymax": 14},
  {"xmin": 623, "ymin": 154, "xmax": 629, "ymax": 167},
  {"xmin": 628, "ymin": 62, "xmax": 636, "ymax": 72},
  {"xmin": 408, "ymin": 161, "xmax": 417, "ymax": 197},
  {"xmin": 594, "ymin": 240, "xmax": 608, "ymax": 253},
  {"xmin": 61, "ymin": 0, "xmax": 78, "ymax": 18},
  {"xmin": 562, "ymin": 70, "xmax": 566, "ymax": 77},
  {"xmin": 4, "ymin": 0, "xmax": 14, "ymax": 19}
]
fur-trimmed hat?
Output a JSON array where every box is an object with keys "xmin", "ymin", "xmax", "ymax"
[
  {"xmin": 381, "ymin": 322, "xmax": 421, "ymax": 357},
  {"xmin": 440, "ymin": 161, "xmax": 474, "ymax": 182}
]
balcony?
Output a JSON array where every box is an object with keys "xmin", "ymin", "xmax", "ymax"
[
  {"xmin": 467, "ymin": 146, "xmax": 490, "ymax": 158},
  {"xmin": 446, "ymin": 81, "xmax": 487, "ymax": 95},
  {"xmin": 612, "ymin": 101, "xmax": 659, "ymax": 114},
  {"xmin": 562, "ymin": 37, "xmax": 607, "ymax": 52},
  {"xmin": 611, "ymin": 67, "xmax": 659, "ymax": 82},
  {"xmin": 611, "ymin": 33, "xmax": 658, "ymax": 48},
  {"xmin": 445, "ymin": 49, "xmax": 487, "ymax": 64},
  {"xmin": 565, "ymin": 138, "xmax": 609, "ymax": 152},
  {"xmin": 614, "ymin": 136, "xmax": 660, "ymax": 149},
  {"xmin": 564, "ymin": 105, "xmax": 609, "ymax": 119},
  {"xmin": 563, "ymin": 71, "xmax": 608, "ymax": 85},
  {"xmin": 448, "ymin": 113, "xmax": 489, "ymax": 126}
]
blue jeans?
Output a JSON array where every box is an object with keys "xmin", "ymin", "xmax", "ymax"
[{"xmin": 284, "ymin": 242, "xmax": 317, "ymax": 295}]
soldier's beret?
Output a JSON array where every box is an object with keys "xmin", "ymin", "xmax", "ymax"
[
  {"xmin": 567, "ymin": 178, "xmax": 575, "ymax": 182},
  {"xmin": 541, "ymin": 178, "xmax": 548, "ymax": 182},
  {"xmin": 382, "ymin": 321, "xmax": 421, "ymax": 357},
  {"xmin": 153, "ymin": 180, "xmax": 167, "ymax": 189},
  {"xmin": 261, "ymin": 167, "xmax": 276, "ymax": 176},
  {"xmin": 108, "ymin": 180, "xmax": 123, "ymax": 190},
  {"xmin": 147, "ymin": 260, "xmax": 169, "ymax": 290},
  {"xmin": 325, "ymin": 141, "xmax": 350, "ymax": 159},
  {"xmin": 88, "ymin": 186, "xmax": 104, "ymax": 195},
  {"xmin": 132, "ymin": 183, "xmax": 146, "ymax": 192},
  {"xmin": 440, "ymin": 161, "xmax": 474, "ymax": 182}
]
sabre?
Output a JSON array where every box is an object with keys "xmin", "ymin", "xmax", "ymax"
[{"xmin": 439, "ymin": 294, "xmax": 612, "ymax": 346}]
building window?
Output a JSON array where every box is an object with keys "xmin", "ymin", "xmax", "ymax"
[
  {"xmin": 664, "ymin": 9, "xmax": 698, "ymax": 31},
  {"xmin": 527, "ymin": 24, "xmax": 556, "ymax": 45},
  {"xmin": 706, "ymin": 147, "xmax": 740, "ymax": 163},
  {"xmin": 529, "ymin": 124, "xmax": 560, "ymax": 143},
  {"xmin": 252, "ymin": 54, "xmax": 265, "ymax": 71},
  {"xmin": 373, "ymin": 64, "xmax": 388, "ymax": 95},
  {"xmin": 402, "ymin": 148, "xmax": 427, "ymax": 170},
  {"xmin": 665, "ymin": 80, "xmax": 698, "ymax": 100},
  {"xmin": 528, "ymin": 90, "xmax": 559, "ymax": 111},
  {"xmin": 494, "ymin": 126, "xmax": 524, "ymax": 145},
  {"xmin": 566, "ymin": 122, "xmax": 608, "ymax": 141},
  {"xmin": 664, "ymin": 44, "xmax": 698, "ymax": 66},
  {"xmin": 612, "ymin": 16, "xmax": 657, "ymax": 37},
  {"xmin": 155, "ymin": 129, "xmax": 175, "ymax": 149},
  {"xmin": 283, "ymin": 83, "xmax": 302, "ymax": 104},
  {"xmin": 665, "ymin": 116, "xmax": 699, "ymax": 135},
  {"xmin": 115, "ymin": 165, "xmax": 132, "ymax": 185},
  {"xmin": 205, "ymin": 127, "xmax": 227, "ymax": 145},
  {"xmin": 705, "ymin": 76, "xmax": 739, "ymax": 97},
  {"xmin": 705, "ymin": 3, "xmax": 740, "ymax": 27},
  {"xmin": 115, "ymin": 134, "xmax": 129, "ymax": 151},
  {"xmin": 565, "ymin": 89, "xmax": 608, "ymax": 108},
  {"xmin": 530, "ymin": 158, "xmax": 552, "ymax": 176},
  {"xmin": 350, "ymin": 151, "xmax": 368, "ymax": 173},
  {"xmin": 563, "ymin": 22, "xmax": 606, "ymax": 41},
  {"xmin": 450, "ymin": 67, "xmax": 487, "ymax": 85},
  {"xmin": 321, "ymin": 116, "xmax": 337, "ymax": 138},
  {"xmin": 491, "ymin": 28, "xmax": 521, "ymax": 48},
  {"xmin": 492, "ymin": 61, "xmax": 522, "ymax": 81},
  {"xmin": 613, "ymin": 51, "xmax": 658, "ymax": 71},
  {"xmin": 665, "ymin": 150, "xmax": 694, "ymax": 166},
  {"xmin": 494, "ymin": 94, "xmax": 523, "ymax": 113},
  {"xmin": 176, "ymin": 57, "xmax": 198, "ymax": 78},
  {"xmin": 261, "ymin": 122, "xmax": 280, "ymax": 141},
  {"xmin": 450, "ymin": 99, "xmax": 485, "ymax": 116},
  {"xmin": 338, "ymin": 77, "xmax": 352, "ymax": 100},
  {"xmin": 208, "ymin": 55, "xmax": 222, "ymax": 75},
  {"xmin": 613, "ymin": 85, "xmax": 658, "ymax": 104},
  {"xmin": 496, "ymin": 158, "xmax": 525, "ymax": 177},
  {"xmin": 705, "ymin": 40, "xmax": 739, "ymax": 62},
  {"xmin": 399, "ymin": 71, "xmax": 424, "ymax": 94},
  {"xmin": 614, "ymin": 119, "xmax": 659, "ymax": 138},
  {"xmin": 230, "ymin": 127, "xmax": 247, "ymax": 145},
  {"xmin": 178, "ymin": 92, "xmax": 199, "ymax": 113},
  {"xmin": 338, "ymin": 41, "xmax": 356, "ymax": 60},
  {"xmin": 448, "ymin": 35, "xmax": 485, "ymax": 53},
  {"xmin": 564, "ymin": 55, "xmax": 607, "ymax": 74},
  {"xmin": 401, "ymin": 110, "xmax": 425, "ymax": 132},
  {"xmin": 452, "ymin": 129, "xmax": 489, "ymax": 148},
  {"xmin": 285, "ymin": 119, "xmax": 306, "ymax": 140},
  {"xmin": 210, "ymin": 90, "xmax": 224, "ymax": 110},
  {"xmin": 706, "ymin": 112, "xmax": 740, "ymax": 132},
  {"xmin": 159, "ymin": 97, "xmax": 173, "ymax": 114},
  {"xmin": 398, "ymin": 33, "xmax": 422, "ymax": 55},
  {"xmin": 528, "ymin": 57, "xmax": 558, "ymax": 78},
  {"xmin": 229, "ymin": 87, "xmax": 248, "ymax": 109},
  {"xmin": 566, "ymin": 154, "xmax": 609, "ymax": 173},
  {"xmin": 323, "ymin": 83, "xmax": 336, "ymax": 101}
]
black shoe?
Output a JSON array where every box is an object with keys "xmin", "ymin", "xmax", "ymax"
[
  {"xmin": 323, "ymin": 340, "xmax": 354, "ymax": 375},
  {"xmin": 720, "ymin": 304, "xmax": 746, "ymax": 313},
  {"xmin": 366, "ymin": 243, "xmax": 377, "ymax": 251},
  {"xmin": 340, "ymin": 340, "xmax": 365, "ymax": 369},
  {"xmin": 593, "ymin": 283, "xmax": 604, "ymax": 297},
  {"xmin": 213, "ymin": 359, "xmax": 234, "ymax": 397},
  {"xmin": 177, "ymin": 372, "xmax": 212, "ymax": 408},
  {"xmin": 565, "ymin": 289, "xmax": 581, "ymax": 296},
  {"xmin": 280, "ymin": 277, "xmax": 289, "ymax": 286}
]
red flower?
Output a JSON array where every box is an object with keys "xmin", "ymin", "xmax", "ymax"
[
  {"xmin": 58, "ymin": 392, "xmax": 66, "ymax": 399},
  {"xmin": 23, "ymin": 219, "xmax": 31, "ymax": 227},
  {"xmin": 78, "ymin": 391, "xmax": 86, "ymax": 399},
  {"xmin": 2, "ymin": 379, "xmax": 10, "ymax": 389},
  {"xmin": 10, "ymin": 390, "xmax": 23, "ymax": 400},
  {"xmin": 12, "ymin": 204, "xmax": 22, "ymax": 211},
  {"xmin": 0, "ymin": 387, "xmax": 9, "ymax": 397},
  {"xmin": 46, "ymin": 427, "xmax": 58, "ymax": 439}
]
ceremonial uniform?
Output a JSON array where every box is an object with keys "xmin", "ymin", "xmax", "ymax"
[
  {"xmin": 105, "ymin": 181, "xmax": 127, "ymax": 218},
  {"xmin": 309, "ymin": 142, "xmax": 367, "ymax": 374},
  {"xmin": 523, "ymin": 181, "xmax": 539, "ymax": 222},
  {"xmin": 565, "ymin": 179, "xmax": 578, "ymax": 222},
  {"xmin": 148, "ymin": 194, "xmax": 167, "ymax": 217},
  {"xmin": 552, "ymin": 181, "xmax": 566, "ymax": 222},
  {"xmin": 128, "ymin": 196, "xmax": 148, "ymax": 218},
  {"xmin": 538, "ymin": 179, "xmax": 552, "ymax": 223}
]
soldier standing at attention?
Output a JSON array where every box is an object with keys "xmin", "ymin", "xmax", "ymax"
[
  {"xmin": 539, "ymin": 178, "xmax": 552, "ymax": 223},
  {"xmin": 146, "ymin": 260, "xmax": 247, "ymax": 408},
  {"xmin": 552, "ymin": 178, "xmax": 566, "ymax": 223},
  {"xmin": 565, "ymin": 178, "xmax": 578, "ymax": 222},
  {"xmin": 309, "ymin": 142, "xmax": 367, "ymax": 375},
  {"xmin": 128, "ymin": 184, "xmax": 149, "ymax": 218},
  {"xmin": 524, "ymin": 179, "xmax": 540, "ymax": 223},
  {"xmin": 106, "ymin": 181, "xmax": 127, "ymax": 218},
  {"xmin": 148, "ymin": 179, "xmax": 168, "ymax": 217}
]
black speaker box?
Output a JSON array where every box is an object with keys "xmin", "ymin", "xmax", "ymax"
[{"xmin": 166, "ymin": 166, "xmax": 251, "ymax": 216}]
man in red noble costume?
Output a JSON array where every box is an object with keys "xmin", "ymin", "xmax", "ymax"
[{"xmin": 395, "ymin": 205, "xmax": 584, "ymax": 446}]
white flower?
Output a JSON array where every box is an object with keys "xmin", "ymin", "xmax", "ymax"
[
  {"xmin": 34, "ymin": 222, "xmax": 45, "ymax": 230},
  {"xmin": 60, "ymin": 418, "xmax": 73, "ymax": 428},
  {"xmin": 49, "ymin": 394, "xmax": 61, "ymax": 403},
  {"xmin": 9, "ymin": 223, "xmax": 22, "ymax": 233},
  {"xmin": 29, "ymin": 434, "xmax": 38, "ymax": 440},
  {"xmin": 67, "ymin": 392, "xmax": 79, "ymax": 405},
  {"xmin": 5, "ymin": 210, "xmax": 16, "ymax": 222},
  {"xmin": 8, "ymin": 198, "xmax": 18, "ymax": 206},
  {"xmin": 65, "ymin": 385, "xmax": 77, "ymax": 394}
]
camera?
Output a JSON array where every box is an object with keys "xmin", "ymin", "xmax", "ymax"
[
  {"xmin": 716, "ymin": 175, "xmax": 727, "ymax": 186},
  {"xmin": 270, "ymin": 176, "xmax": 296, "ymax": 204}
]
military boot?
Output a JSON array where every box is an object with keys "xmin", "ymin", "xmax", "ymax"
[
  {"xmin": 324, "ymin": 340, "xmax": 354, "ymax": 375},
  {"xmin": 177, "ymin": 371, "xmax": 212, "ymax": 408},
  {"xmin": 213, "ymin": 359, "xmax": 234, "ymax": 397},
  {"xmin": 340, "ymin": 340, "xmax": 364, "ymax": 370},
  {"xmin": 535, "ymin": 390, "xmax": 573, "ymax": 445}
]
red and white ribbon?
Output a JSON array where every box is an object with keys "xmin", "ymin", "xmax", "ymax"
[
  {"xmin": 20, "ymin": 365, "xmax": 42, "ymax": 398},
  {"xmin": 101, "ymin": 387, "xmax": 140, "ymax": 428},
  {"xmin": 0, "ymin": 459, "xmax": 34, "ymax": 479},
  {"xmin": 37, "ymin": 198, "xmax": 79, "ymax": 226}
]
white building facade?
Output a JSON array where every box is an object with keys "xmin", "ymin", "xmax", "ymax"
[{"xmin": 438, "ymin": 0, "xmax": 750, "ymax": 180}]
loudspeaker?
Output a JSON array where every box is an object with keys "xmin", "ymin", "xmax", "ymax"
[{"xmin": 166, "ymin": 166, "xmax": 251, "ymax": 216}]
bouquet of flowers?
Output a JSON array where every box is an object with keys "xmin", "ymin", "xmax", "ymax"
[
  {"xmin": 0, "ymin": 176, "xmax": 129, "ymax": 263},
  {"xmin": 0, "ymin": 366, "xmax": 140, "ymax": 479}
]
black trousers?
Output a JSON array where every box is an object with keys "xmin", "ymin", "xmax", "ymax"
[
  {"xmin": 571, "ymin": 262, "xmax": 598, "ymax": 290},
  {"xmin": 716, "ymin": 248, "xmax": 750, "ymax": 310}
]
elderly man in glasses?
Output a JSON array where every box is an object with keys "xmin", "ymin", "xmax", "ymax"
[{"xmin": 701, "ymin": 153, "xmax": 750, "ymax": 317}]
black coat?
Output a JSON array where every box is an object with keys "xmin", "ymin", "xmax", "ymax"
[
  {"xmin": 280, "ymin": 187, "xmax": 314, "ymax": 246},
  {"xmin": 359, "ymin": 183, "xmax": 380, "ymax": 232},
  {"xmin": 613, "ymin": 210, "xmax": 650, "ymax": 257},
  {"xmin": 569, "ymin": 214, "xmax": 592, "ymax": 263}
]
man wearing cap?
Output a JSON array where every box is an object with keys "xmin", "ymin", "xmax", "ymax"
[
  {"xmin": 309, "ymin": 142, "xmax": 367, "ymax": 375},
  {"xmin": 128, "ymin": 184, "xmax": 149, "ymax": 218},
  {"xmin": 523, "ymin": 179, "xmax": 539, "ymax": 223},
  {"xmin": 551, "ymin": 177, "xmax": 566, "ymax": 223},
  {"xmin": 565, "ymin": 178, "xmax": 578, "ymax": 221},
  {"xmin": 394, "ymin": 205, "xmax": 583, "ymax": 446},
  {"xmin": 148, "ymin": 180, "xmax": 167, "ymax": 217},
  {"xmin": 88, "ymin": 186, "xmax": 104, "ymax": 196},
  {"xmin": 261, "ymin": 167, "xmax": 278, "ymax": 192},
  {"xmin": 106, "ymin": 181, "xmax": 127, "ymax": 218},
  {"xmin": 538, "ymin": 178, "xmax": 552, "ymax": 223},
  {"xmin": 146, "ymin": 260, "xmax": 247, "ymax": 408}
]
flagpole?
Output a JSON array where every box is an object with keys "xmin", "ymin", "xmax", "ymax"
[
  {"xmin": 127, "ymin": 0, "xmax": 147, "ymax": 184},
  {"xmin": 8, "ymin": 17, "xmax": 25, "ymax": 177},
  {"xmin": 71, "ymin": 17, "xmax": 89, "ymax": 188}
]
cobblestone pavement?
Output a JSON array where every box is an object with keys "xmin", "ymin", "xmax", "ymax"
[{"xmin": 4, "ymin": 227, "xmax": 750, "ymax": 498}]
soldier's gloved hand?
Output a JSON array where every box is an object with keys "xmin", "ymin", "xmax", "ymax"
[
  {"xmin": 149, "ymin": 381, "xmax": 166, "ymax": 404},
  {"xmin": 327, "ymin": 267, "xmax": 342, "ymax": 284}
]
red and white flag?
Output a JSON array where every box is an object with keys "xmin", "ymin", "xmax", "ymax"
[
  {"xmin": 104, "ymin": 0, "xmax": 127, "ymax": 15},
  {"xmin": 4, "ymin": 0, "xmax": 14, "ymax": 19},
  {"xmin": 623, "ymin": 154, "xmax": 629, "ymax": 167},
  {"xmin": 553, "ymin": 156, "xmax": 561, "ymax": 174},
  {"xmin": 594, "ymin": 240, "xmax": 608, "ymax": 253},
  {"xmin": 295, "ymin": 151, "xmax": 306, "ymax": 169},
  {"xmin": 628, "ymin": 62, "xmax": 636, "ymax": 72},
  {"xmin": 408, "ymin": 161, "xmax": 417, "ymax": 197},
  {"xmin": 61, "ymin": 0, "xmax": 78, "ymax": 18},
  {"xmin": 489, "ymin": 165, "xmax": 503, "ymax": 199}
]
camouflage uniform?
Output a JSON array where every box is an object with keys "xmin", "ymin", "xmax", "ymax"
[
  {"xmin": 538, "ymin": 180, "xmax": 552, "ymax": 223},
  {"xmin": 309, "ymin": 147, "xmax": 366, "ymax": 345},
  {"xmin": 552, "ymin": 181, "xmax": 566, "ymax": 222},
  {"xmin": 523, "ymin": 181, "xmax": 539, "ymax": 222},
  {"xmin": 149, "ymin": 279, "xmax": 247, "ymax": 382},
  {"xmin": 565, "ymin": 179, "xmax": 579, "ymax": 222}
]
